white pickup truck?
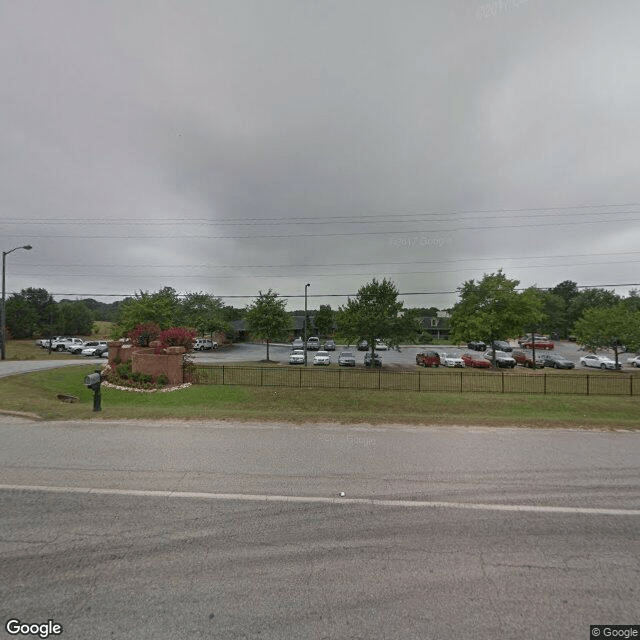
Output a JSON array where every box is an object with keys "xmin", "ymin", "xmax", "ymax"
[{"xmin": 48, "ymin": 337, "xmax": 84, "ymax": 352}]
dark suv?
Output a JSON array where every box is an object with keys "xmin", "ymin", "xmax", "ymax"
[
  {"xmin": 364, "ymin": 352, "xmax": 382, "ymax": 367},
  {"xmin": 491, "ymin": 340, "xmax": 513, "ymax": 352},
  {"xmin": 467, "ymin": 340, "xmax": 486, "ymax": 351}
]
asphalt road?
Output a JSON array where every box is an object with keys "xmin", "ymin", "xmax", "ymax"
[{"xmin": 1, "ymin": 418, "xmax": 639, "ymax": 639}]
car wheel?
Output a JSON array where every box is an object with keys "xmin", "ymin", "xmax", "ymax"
[
  {"xmin": 600, "ymin": 363, "xmax": 606, "ymax": 370},
  {"xmin": 56, "ymin": 345, "xmax": 65, "ymax": 351}
]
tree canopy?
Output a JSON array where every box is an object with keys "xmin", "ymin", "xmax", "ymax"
[
  {"xmin": 573, "ymin": 304, "xmax": 640, "ymax": 368},
  {"xmin": 337, "ymin": 278, "xmax": 420, "ymax": 356},
  {"xmin": 244, "ymin": 290, "xmax": 291, "ymax": 361},
  {"xmin": 313, "ymin": 304, "xmax": 335, "ymax": 337},
  {"xmin": 449, "ymin": 271, "xmax": 544, "ymax": 348}
]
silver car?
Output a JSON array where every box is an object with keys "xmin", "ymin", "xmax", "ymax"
[
  {"xmin": 313, "ymin": 350, "xmax": 331, "ymax": 366},
  {"xmin": 338, "ymin": 351, "xmax": 356, "ymax": 367},
  {"xmin": 289, "ymin": 349, "xmax": 305, "ymax": 365},
  {"xmin": 579, "ymin": 354, "xmax": 620, "ymax": 370}
]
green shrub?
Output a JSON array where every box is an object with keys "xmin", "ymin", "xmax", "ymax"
[
  {"xmin": 156, "ymin": 373, "xmax": 169, "ymax": 386},
  {"xmin": 116, "ymin": 363, "xmax": 131, "ymax": 379}
]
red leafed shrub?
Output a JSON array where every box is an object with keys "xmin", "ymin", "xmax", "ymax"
[
  {"xmin": 128, "ymin": 322, "xmax": 161, "ymax": 347},
  {"xmin": 155, "ymin": 327, "xmax": 197, "ymax": 353}
]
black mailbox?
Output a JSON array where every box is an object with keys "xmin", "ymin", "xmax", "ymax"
[
  {"xmin": 84, "ymin": 370, "xmax": 102, "ymax": 411},
  {"xmin": 85, "ymin": 372, "xmax": 101, "ymax": 389}
]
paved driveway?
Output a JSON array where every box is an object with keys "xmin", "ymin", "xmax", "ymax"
[{"xmin": 0, "ymin": 359, "xmax": 102, "ymax": 379}]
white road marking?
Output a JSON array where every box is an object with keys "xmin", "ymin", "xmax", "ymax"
[{"xmin": 1, "ymin": 483, "xmax": 640, "ymax": 516}]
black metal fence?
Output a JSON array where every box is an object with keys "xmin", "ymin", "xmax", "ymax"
[{"xmin": 189, "ymin": 365, "xmax": 640, "ymax": 396}]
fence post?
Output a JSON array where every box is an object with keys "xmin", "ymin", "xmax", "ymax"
[
  {"xmin": 418, "ymin": 371, "xmax": 421, "ymax": 392},
  {"xmin": 378, "ymin": 368, "xmax": 381, "ymax": 389},
  {"xmin": 630, "ymin": 375, "xmax": 633, "ymax": 397},
  {"xmin": 460, "ymin": 370, "xmax": 463, "ymax": 393},
  {"xmin": 501, "ymin": 371, "xmax": 504, "ymax": 393},
  {"xmin": 299, "ymin": 368, "xmax": 302, "ymax": 388},
  {"xmin": 586, "ymin": 375, "xmax": 589, "ymax": 396},
  {"xmin": 544, "ymin": 373, "xmax": 546, "ymax": 395},
  {"xmin": 261, "ymin": 368, "xmax": 264, "ymax": 386},
  {"xmin": 339, "ymin": 368, "xmax": 342, "ymax": 389},
  {"xmin": 222, "ymin": 365, "xmax": 225, "ymax": 385}
]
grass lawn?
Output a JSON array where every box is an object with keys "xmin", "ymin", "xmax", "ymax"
[{"xmin": 0, "ymin": 364, "xmax": 638, "ymax": 428}]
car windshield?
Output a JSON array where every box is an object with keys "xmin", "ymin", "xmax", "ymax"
[{"xmin": 341, "ymin": 352, "xmax": 354, "ymax": 357}]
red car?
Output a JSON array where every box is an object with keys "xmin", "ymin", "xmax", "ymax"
[
  {"xmin": 522, "ymin": 339, "xmax": 554, "ymax": 350},
  {"xmin": 461, "ymin": 353, "xmax": 491, "ymax": 368},
  {"xmin": 512, "ymin": 349, "xmax": 546, "ymax": 368},
  {"xmin": 416, "ymin": 351, "xmax": 440, "ymax": 367}
]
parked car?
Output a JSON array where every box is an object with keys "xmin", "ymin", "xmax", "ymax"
[
  {"xmin": 49, "ymin": 337, "xmax": 85, "ymax": 352},
  {"xmin": 461, "ymin": 353, "xmax": 491, "ymax": 368},
  {"xmin": 289, "ymin": 349, "xmax": 305, "ymax": 365},
  {"xmin": 579, "ymin": 354, "xmax": 621, "ymax": 370},
  {"xmin": 292, "ymin": 337, "xmax": 304, "ymax": 349},
  {"xmin": 521, "ymin": 338, "xmax": 554, "ymax": 350},
  {"xmin": 626, "ymin": 355, "xmax": 640, "ymax": 368},
  {"xmin": 313, "ymin": 350, "xmax": 331, "ymax": 366},
  {"xmin": 364, "ymin": 352, "xmax": 382, "ymax": 367},
  {"xmin": 439, "ymin": 352, "xmax": 465, "ymax": 368},
  {"xmin": 375, "ymin": 340, "xmax": 388, "ymax": 351},
  {"xmin": 307, "ymin": 336, "xmax": 320, "ymax": 350},
  {"xmin": 512, "ymin": 349, "xmax": 546, "ymax": 369},
  {"xmin": 36, "ymin": 336, "xmax": 59, "ymax": 348},
  {"xmin": 542, "ymin": 354, "xmax": 575, "ymax": 369},
  {"xmin": 323, "ymin": 339, "xmax": 336, "ymax": 351},
  {"xmin": 484, "ymin": 350, "xmax": 516, "ymax": 368},
  {"xmin": 490, "ymin": 340, "xmax": 513, "ymax": 352},
  {"xmin": 357, "ymin": 340, "xmax": 369, "ymax": 351},
  {"xmin": 467, "ymin": 340, "xmax": 486, "ymax": 351},
  {"xmin": 338, "ymin": 351, "xmax": 356, "ymax": 367},
  {"xmin": 416, "ymin": 350, "xmax": 440, "ymax": 367},
  {"xmin": 193, "ymin": 338, "xmax": 217, "ymax": 351},
  {"xmin": 68, "ymin": 340, "xmax": 101, "ymax": 355},
  {"xmin": 517, "ymin": 334, "xmax": 547, "ymax": 346},
  {"xmin": 81, "ymin": 341, "xmax": 109, "ymax": 357}
]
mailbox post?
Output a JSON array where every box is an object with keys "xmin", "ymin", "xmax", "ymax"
[{"xmin": 84, "ymin": 370, "xmax": 102, "ymax": 412}]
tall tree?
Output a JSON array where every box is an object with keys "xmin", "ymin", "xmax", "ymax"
[
  {"xmin": 5, "ymin": 288, "xmax": 56, "ymax": 339},
  {"xmin": 337, "ymin": 278, "xmax": 420, "ymax": 361},
  {"xmin": 449, "ymin": 271, "xmax": 543, "ymax": 364},
  {"xmin": 178, "ymin": 292, "xmax": 229, "ymax": 337},
  {"xmin": 573, "ymin": 304, "xmax": 640, "ymax": 369},
  {"xmin": 567, "ymin": 288, "xmax": 620, "ymax": 331},
  {"xmin": 314, "ymin": 304, "xmax": 335, "ymax": 337},
  {"xmin": 244, "ymin": 290, "xmax": 291, "ymax": 361},
  {"xmin": 116, "ymin": 287, "xmax": 181, "ymax": 336},
  {"xmin": 56, "ymin": 300, "xmax": 95, "ymax": 336}
]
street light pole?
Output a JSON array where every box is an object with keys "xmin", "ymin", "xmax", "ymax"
[
  {"xmin": 1, "ymin": 245, "xmax": 32, "ymax": 360},
  {"xmin": 304, "ymin": 283, "xmax": 310, "ymax": 366}
]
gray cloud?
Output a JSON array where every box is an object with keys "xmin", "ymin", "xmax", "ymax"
[{"xmin": 2, "ymin": 0, "xmax": 639, "ymax": 310}]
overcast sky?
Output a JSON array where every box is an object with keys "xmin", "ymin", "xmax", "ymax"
[{"xmin": 2, "ymin": 0, "xmax": 639, "ymax": 310}]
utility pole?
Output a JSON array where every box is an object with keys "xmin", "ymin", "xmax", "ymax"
[
  {"xmin": 1, "ymin": 245, "xmax": 32, "ymax": 360},
  {"xmin": 304, "ymin": 283, "xmax": 310, "ymax": 366}
]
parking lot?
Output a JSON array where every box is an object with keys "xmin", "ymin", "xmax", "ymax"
[{"xmin": 193, "ymin": 340, "xmax": 638, "ymax": 370}]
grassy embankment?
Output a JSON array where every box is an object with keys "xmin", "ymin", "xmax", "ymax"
[{"xmin": 0, "ymin": 363, "xmax": 639, "ymax": 428}]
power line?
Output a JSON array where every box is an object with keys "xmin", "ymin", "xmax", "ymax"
[
  {"xmin": 12, "ymin": 257, "xmax": 640, "ymax": 280},
  {"xmin": 4, "ymin": 201, "xmax": 640, "ymax": 225},
  {"xmin": 3, "ymin": 215, "xmax": 640, "ymax": 240},
  {"xmin": 11, "ymin": 282, "xmax": 640, "ymax": 300},
  {"xmin": 17, "ymin": 249, "xmax": 640, "ymax": 270}
]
